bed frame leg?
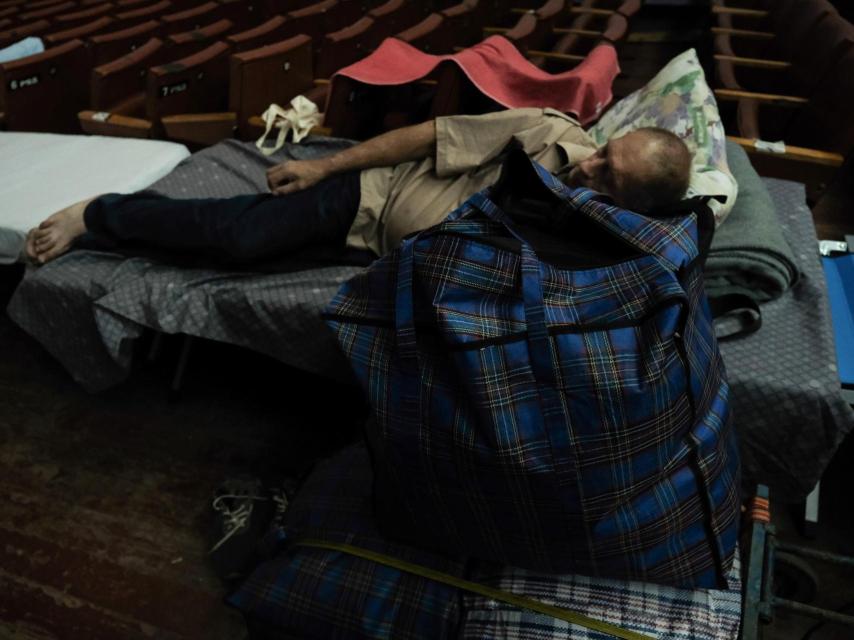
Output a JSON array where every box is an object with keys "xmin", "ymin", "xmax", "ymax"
[
  {"xmin": 170, "ymin": 335, "xmax": 194, "ymax": 400},
  {"xmin": 802, "ymin": 481, "xmax": 820, "ymax": 539},
  {"xmin": 148, "ymin": 331, "xmax": 165, "ymax": 363}
]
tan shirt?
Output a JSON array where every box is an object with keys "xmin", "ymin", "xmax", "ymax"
[{"xmin": 345, "ymin": 108, "xmax": 598, "ymax": 256}]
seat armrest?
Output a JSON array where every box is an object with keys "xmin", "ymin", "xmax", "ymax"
[
  {"xmin": 552, "ymin": 27, "xmax": 600, "ymax": 37},
  {"xmin": 527, "ymin": 49, "xmax": 584, "ymax": 64},
  {"xmin": 711, "ymin": 6, "xmax": 768, "ymax": 17},
  {"xmin": 78, "ymin": 110, "xmax": 152, "ymax": 138},
  {"xmin": 161, "ymin": 112, "xmax": 237, "ymax": 146},
  {"xmin": 715, "ymin": 88, "xmax": 808, "ymax": 106},
  {"xmin": 714, "ymin": 53, "xmax": 790, "ymax": 69},
  {"xmin": 711, "ymin": 26, "xmax": 774, "ymax": 39},
  {"xmin": 568, "ymin": 7, "xmax": 614, "ymax": 16},
  {"xmin": 727, "ymin": 135, "xmax": 844, "ymax": 200}
]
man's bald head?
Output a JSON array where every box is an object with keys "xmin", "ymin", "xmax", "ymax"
[{"xmin": 566, "ymin": 127, "xmax": 692, "ymax": 212}]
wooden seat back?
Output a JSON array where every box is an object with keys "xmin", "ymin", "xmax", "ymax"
[
  {"xmin": 503, "ymin": 11, "xmax": 537, "ymax": 54},
  {"xmin": 263, "ymin": 0, "xmax": 319, "ymax": 17},
  {"xmin": 315, "ymin": 15, "xmax": 375, "ymax": 78},
  {"xmin": 113, "ymin": 0, "xmax": 172, "ymax": 29},
  {"xmin": 787, "ymin": 47, "xmax": 854, "ymax": 154},
  {"xmin": 91, "ymin": 35, "xmax": 166, "ymax": 109},
  {"xmin": 217, "ymin": 0, "xmax": 262, "ymax": 31},
  {"xmin": 0, "ymin": 19, "xmax": 51, "ymax": 49},
  {"xmin": 165, "ymin": 17, "xmax": 233, "ymax": 60},
  {"xmin": 440, "ymin": 0, "xmax": 483, "ymax": 47},
  {"xmin": 228, "ymin": 33, "xmax": 313, "ymax": 137},
  {"xmin": 146, "ymin": 39, "xmax": 231, "ymax": 122},
  {"xmin": 160, "ymin": 1, "xmax": 223, "ymax": 34},
  {"xmin": 226, "ymin": 15, "xmax": 289, "ymax": 53},
  {"xmin": 368, "ymin": 0, "xmax": 425, "ymax": 39},
  {"xmin": 281, "ymin": 0, "xmax": 336, "ymax": 44},
  {"xmin": 89, "ymin": 19, "xmax": 162, "ymax": 65},
  {"xmin": 44, "ymin": 15, "xmax": 115, "ymax": 46},
  {"xmin": 396, "ymin": 13, "xmax": 455, "ymax": 54},
  {"xmin": 0, "ymin": 38, "xmax": 90, "ymax": 132},
  {"xmin": 18, "ymin": 1, "xmax": 75, "ymax": 23},
  {"xmin": 52, "ymin": 2, "xmax": 115, "ymax": 30},
  {"xmin": 528, "ymin": 0, "xmax": 565, "ymax": 50}
]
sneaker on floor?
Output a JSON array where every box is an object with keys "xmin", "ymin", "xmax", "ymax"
[{"xmin": 209, "ymin": 476, "xmax": 274, "ymax": 582}]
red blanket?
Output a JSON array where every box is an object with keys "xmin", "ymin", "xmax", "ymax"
[{"xmin": 332, "ymin": 35, "xmax": 620, "ymax": 125}]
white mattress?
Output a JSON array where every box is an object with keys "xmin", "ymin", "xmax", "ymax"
[{"xmin": 0, "ymin": 132, "xmax": 190, "ymax": 263}]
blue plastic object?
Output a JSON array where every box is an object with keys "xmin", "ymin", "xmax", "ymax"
[{"xmin": 821, "ymin": 254, "xmax": 854, "ymax": 390}]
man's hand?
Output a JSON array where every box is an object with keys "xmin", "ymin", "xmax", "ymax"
[
  {"xmin": 266, "ymin": 158, "xmax": 331, "ymax": 195},
  {"xmin": 265, "ymin": 120, "xmax": 436, "ymax": 195}
]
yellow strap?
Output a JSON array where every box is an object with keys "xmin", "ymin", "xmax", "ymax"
[{"xmin": 295, "ymin": 539, "xmax": 657, "ymax": 640}]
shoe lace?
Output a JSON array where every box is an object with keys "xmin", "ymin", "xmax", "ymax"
[
  {"xmin": 209, "ymin": 493, "xmax": 268, "ymax": 554},
  {"xmin": 271, "ymin": 492, "xmax": 289, "ymax": 525}
]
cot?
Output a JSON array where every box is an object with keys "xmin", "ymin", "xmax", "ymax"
[{"xmin": 6, "ymin": 136, "xmax": 853, "ymax": 503}]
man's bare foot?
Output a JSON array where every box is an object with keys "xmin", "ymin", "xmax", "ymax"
[
  {"xmin": 24, "ymin": 228, "xmax": 40, "ymax": 264},
  {"xmin": 31, "ymin": 198, "xmax": 94, "ymax": 264}
]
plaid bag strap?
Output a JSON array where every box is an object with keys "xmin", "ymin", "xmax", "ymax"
[
  {"xmin": 393, "ymin": 193, "xmax": 559, "ymax": 405},
  {"xmin": 392, "ymin": 191, "xmax": 570, "ymax": 472},
  {"xmin": 294, "ymin": 539, "xmax": 657, "ymax": 640},
  {"xmin": 393, "ymin": 236, "xmax": 422, "ymax": 456},
  {"xmin": 466, "ymin": 191, "xmax": 557, "ymax": 390}
]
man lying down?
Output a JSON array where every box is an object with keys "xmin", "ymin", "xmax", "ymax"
[{"xmin": 26, "ymin": 108, "xmax": 692, "ymax": 265}]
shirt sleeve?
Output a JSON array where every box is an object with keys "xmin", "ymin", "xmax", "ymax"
[{"xmin": 435, "ymin": 108, "xmax": 552, "ymax": 178}]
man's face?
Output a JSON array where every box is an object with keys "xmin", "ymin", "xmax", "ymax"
[{"xmin": 566, "ymin": 132, "xmax": 652, "ymax": 206}]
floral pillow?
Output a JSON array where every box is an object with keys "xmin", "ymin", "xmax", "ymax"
[{"xmin": 587, "ymin": 48, "xmax": 737, "ymax": 226}]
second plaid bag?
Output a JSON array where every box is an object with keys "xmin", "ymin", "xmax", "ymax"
[{"xmin": 325, "ymin": 151, "xmax": 740, "ymax": 589}]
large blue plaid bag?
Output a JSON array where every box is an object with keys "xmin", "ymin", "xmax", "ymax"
[{"xmin": 325, "ymin": 151, "xmax": 741, "ymax": 589}]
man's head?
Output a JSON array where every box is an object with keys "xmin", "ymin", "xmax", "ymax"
[{"xmin": 566, "ymin": 127, "xmax": 692, "ymax": 212}]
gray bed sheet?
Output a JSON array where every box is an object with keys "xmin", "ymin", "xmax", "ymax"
[{"xmin": 7, "ymin": 139, "xmax": 853, "ymax": 500}]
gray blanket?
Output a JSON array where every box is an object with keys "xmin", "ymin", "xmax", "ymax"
[{"xmin": 705, "ymin": 141, "xmax": 800, "ymax": 302}]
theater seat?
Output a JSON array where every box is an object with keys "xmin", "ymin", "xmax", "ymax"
[
  {"xmin": 78, "ymin": 40, "xmax": 233, "ymax": 142},
  {"xmin": 530, "ymin": 10, "xmax": 629, "ymax": 70},
  {"xmin": 315, "ymin": 15, "xmax": 378, "ymax": 78},
  {"xmin": 43, "ymin": 16, "xmax": 116, "ymax": 47},
  {"xmin": 89, "ymin": 19, "xmax": 162, "ymax": 65},
  {"xmin": 280, "ymin": 0, "xmax": 365, "ymax": 45},
  {"xmin": 112, "ymin": 0, "xmax": 172, "ymax": 30},
  {"xmin": 165, "ymin": 18, "xmax": 234, "ymax": 61},
  {"xmin": 719, "ymin": 45, "xmax": 854, "ymax": 199},
  {"xmin": 226, "ymin": 14, "xmax": 290, "ymax": 53},
  {"xmin": 229, "ymin": 34, "xmax": 313, "ymax": 138},
  {"xmin": 87, "ymin": 36, "xmax": 167, "ymax": 113},
  {"xmin": 441, "ymin": 0, "xmax": 485, "ymax": 48},
  {"xmin": 18, "ymin": 1, "xmax": 76, "ymax": 24},
  {"xmin": 485, "ymin": 0, "xmax": 566, "ymax": 54},
  {"xmin": 51, "ymin": 2, "xmax": 115, "ymax": 31},
  {"xmin": 149, "ymin": 41, "xmax": 233, "ymax": 138},
  {"xmin": 0, "ymin": 19, "xmax": 51, "ymax": 49},
  {"xmin": 217, "ymin": 0, "xmax": 262, "ymax": 31},
  {"xmin": 0, "ymin": 38, "xmax": 90, "ymax": 132},
  {"xmin": 368, "ymin": 0, "xmax": 425, "ymax": 38},
  {"xmin": 396, "ymin": 13, "xmax": 455, "ymax": 54},
  {"xmin": 160, "ymin": 1, "xmax": 223, "ymax": 34},
  {"xmin": 714, "ymin": 2, "xmax": 851, "ymax": 98}
]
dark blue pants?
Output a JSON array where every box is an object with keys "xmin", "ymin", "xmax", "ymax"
[{"xmin": 82, "ymin": 171, "xmax": 362, "ymax": 264}]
